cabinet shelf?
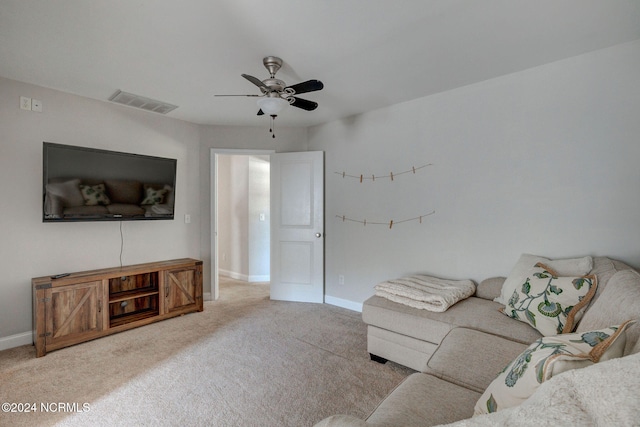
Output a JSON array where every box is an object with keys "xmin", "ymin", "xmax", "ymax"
[
  {"xmin": 110, "ymin": 308, "xmax": 159, "ymax": 328},
  {"xmin": 109, "ymin": 289, "xmax": 159, "ymax": 303}
]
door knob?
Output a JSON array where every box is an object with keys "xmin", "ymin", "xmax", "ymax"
[{"xmin": 315, "ymin": 232, "xmax": 322, "ymax": 238}]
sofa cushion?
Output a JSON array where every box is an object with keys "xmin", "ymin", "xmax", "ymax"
[
  {"xmin": 363, "ymin": 296, "xmax": 542, "ymax": 346},
  {"xmin": 365, "ymin": 373, "xmax": 480, "ymax": 427},
  {"xmin": 426, "ymin": 328, "xmax": 527, "ymax": 393},
  {"xmin": 577, "ymin": 269, "xmax": 640, "ymax": 354},
  {"xmin": 63, "ymin": 205, "xmax": 109, "ymax": 216},
  {"xmin": 475, "ymin": 277, "xmax": 505, "ymax": 301},
  {"xmin": 474, "ymin": 321, "xmax": 633, "ymax": 416},
  {"xmin": 106, "ymin": 203, "xmax": 146, "ymax": 216},
  {"xmin": 104, "ymin": 180, "xmax": 142, "ymax": 205},
  {"xmin": 586, "ymin": 257, "xmax": 635, "ymax": 305},
  {"xmin": 503, "ymin": 263, "xmax": 597, "ymax": 336},
  {"xmin": 495, "ymin": 254, "xmax": 593, "ymax": 305}
]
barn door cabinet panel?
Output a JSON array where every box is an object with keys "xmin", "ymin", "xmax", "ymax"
[
  {"xmin": 164, "ymin": 265, "xmax": 203, "ymax": 314},
  {"xmin": 33, "ymin": 258, "xmax": 203, "ymax": 357}
]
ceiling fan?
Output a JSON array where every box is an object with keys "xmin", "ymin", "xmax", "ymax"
[{"xmin": 216, "ymin": 56, "xmax": 324, "ymax": 136}]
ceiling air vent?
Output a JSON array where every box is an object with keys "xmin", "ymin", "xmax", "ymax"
[{"xmin": 108, "ymin": 90, "xmax": 178, "ymax": 114}]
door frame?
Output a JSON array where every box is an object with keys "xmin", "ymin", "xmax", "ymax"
[{"xmin": 210, "ymin": 148, "xmax": 275, "ymax": 301}]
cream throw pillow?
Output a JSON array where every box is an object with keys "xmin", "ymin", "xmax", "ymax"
[
  {"xmin": 495, "ymin": 254, "xmax": 593, "ymax": 305},
  {"xmin": 474, "ymin": 320, "xmax": 634, "ymax": 416}
]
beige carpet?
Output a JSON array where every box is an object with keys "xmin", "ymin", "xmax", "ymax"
[{"xmin": 0, "ymin": 280, "xmax": 412, "ymax": 426}]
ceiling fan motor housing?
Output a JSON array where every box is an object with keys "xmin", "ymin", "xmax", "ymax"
[
  {"xmin": 263, "ymin": 56, "xmax": 283, "ymax": 77},
  {"xmin": 262, "ymin": 78, "xmax": 286, "ymax": 93}
]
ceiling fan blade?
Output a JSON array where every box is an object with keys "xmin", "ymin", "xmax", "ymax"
[
  {"xmin": 257, "ymin": 109, "xmax": 264, "ymax": 116},
  {"xmin": 286, "ymin": 80, "xmax": 324, "ymax": 95},
  {"xmin": 242, "ymin": 74, "xmax": 269, "ymax": 92},
  {"xmin": 214, "ymin": 94, "xmax": 261, "ymax": 97},
  {"xmin": 290, "ymin": 97, "xmax": 318, "ymax": 111}
]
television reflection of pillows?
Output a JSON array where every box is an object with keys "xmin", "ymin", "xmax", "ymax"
[
  {"xmin": 79, "ymin": 183, "xmax": 111, "ymax": 206},
  {"xmin": 143, "ymin": 183, "xmax": 175, "ymax": 206},
  {"xmin": 43, "ymin": 142, "xmax": 177, "ymax": 222},
  {"xmin": 44, "ymin": 179, "xmax": 175, "ymax": 219}
]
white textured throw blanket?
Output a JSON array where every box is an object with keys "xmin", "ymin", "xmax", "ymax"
[{"xmin": 375, "ymin": 275, "xmax": 476, "ymax": 312}]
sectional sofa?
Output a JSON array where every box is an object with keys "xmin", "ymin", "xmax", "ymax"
[{"xmin": 315, "ymin": 255, "xmax": 640, "ymax": 426}]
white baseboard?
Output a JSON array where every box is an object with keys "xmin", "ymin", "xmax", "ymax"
[
  {"xmin": 219, "ymin": 269, "xmax": 247, "ymax": 281},
  {"xmin": 219, "ymin": 269, "xmax": 269, "ymax": 283},
  {"xmin": 203, "ymin": 292, "xmax": 212, "ymax": 301},
  {"xmin": 324, "ymin": 295, "xmax": 363, "ymax": 312},
  {"xmin": 0, "ymin": 331, "xmax": 32, "ymax": 351}
]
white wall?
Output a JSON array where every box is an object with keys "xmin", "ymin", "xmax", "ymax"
[
  {"xmin": 0, "ymin": 77, "xmax": 201, "ymax": 344},
  {"xmin": 248, "ymin": 155, "xmax": 270, "ymax": 280},
  {"xmin": 309, "ymin": 40, "xmax": 640, "ymax": 307},
  {"xmin": 219, "ymin": 155, "xmax": 250, "ymax": 278},
  {"xmin": 217, "ymin": 154, "xmax": 270, "ymax": 282}
]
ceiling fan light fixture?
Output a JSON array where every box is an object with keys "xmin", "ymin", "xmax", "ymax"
[{"xmin": 256, "ymin": 96, "xmax": 289, "ymax": 115}]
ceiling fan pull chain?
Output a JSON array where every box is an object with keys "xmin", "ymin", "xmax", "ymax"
[{"xmin": 270, "ymin": 115, "xmax": 276, "ymax": 139}]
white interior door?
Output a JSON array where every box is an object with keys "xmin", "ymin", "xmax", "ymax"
[{"xmin": 270, "ymin": 151, "xmax": 324, "ymax": 303}]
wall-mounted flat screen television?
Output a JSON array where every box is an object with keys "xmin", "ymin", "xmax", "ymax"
[{"xmin": 43, "ymin": 142, "xmax": 177, "ymax": 222}]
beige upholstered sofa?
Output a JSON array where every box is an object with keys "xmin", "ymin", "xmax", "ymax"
[{"xmin": 315, "ymin": 256, "xmax": 640, "ymax": 426}]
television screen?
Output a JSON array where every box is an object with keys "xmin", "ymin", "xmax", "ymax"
[{"xmin": 43, "ymin": 142, "xmax": 177, "ymax": 222}]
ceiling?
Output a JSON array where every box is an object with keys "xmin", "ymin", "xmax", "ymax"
[{"xmin": 1, "ymin": 0, "xmax": 640, "ymax": 127}]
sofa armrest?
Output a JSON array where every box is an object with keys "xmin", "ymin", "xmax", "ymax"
[
  {"xmin": 475, "ymin": 277, "xmax": 505, "ymax": 301},
  {"xmin": 314, "ymin": 415, "xmax": 369, "ymax": 427},
  {"xmin": 44, "ymin": 193, "xmax": 64, "ymax": 218}
]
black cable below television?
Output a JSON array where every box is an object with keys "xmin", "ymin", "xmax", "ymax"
[{"xmin": 42, "ymin": 142, "xmax": 177, "ymax": 222}]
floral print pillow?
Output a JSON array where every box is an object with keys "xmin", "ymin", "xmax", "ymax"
[
  {"xmin": 141, "ymin": 187, "xmax": 168, "ymax": 205},
  {"xmin": 503, "ymin": 263, "xmax": 597, "ymax": 336},
  {"xmin": 79, "ymin": 183, "xmax": 111, "ymax": 206},
  {"xmin": 474, "ymin": 320, "xmax": 634, "ymax": 416}
]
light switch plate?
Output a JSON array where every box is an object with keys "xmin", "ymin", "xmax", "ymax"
[{"xmin": 20, "ymin": 96, "xmax": 31, "ymax": 111}]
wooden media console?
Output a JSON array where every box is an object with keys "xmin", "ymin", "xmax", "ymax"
[{"xmin": 32, "ymin": 258, "xmax": 203, "ymax": 357}]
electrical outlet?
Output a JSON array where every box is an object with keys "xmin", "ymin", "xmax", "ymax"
[
  {"xmin": 184, "ymin": 214, "xmax": 191, "ymax": 224},
  {"xmin": 338, "ymin": 275, "xmax": 345, "ymax": 285},
  {"xmin": 32, "ymin": 99, "xmax": 42, "ymax": 112},
  {"xmin": 20, "ymin": 96, "xmax": 31, "ymax": 111}
]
